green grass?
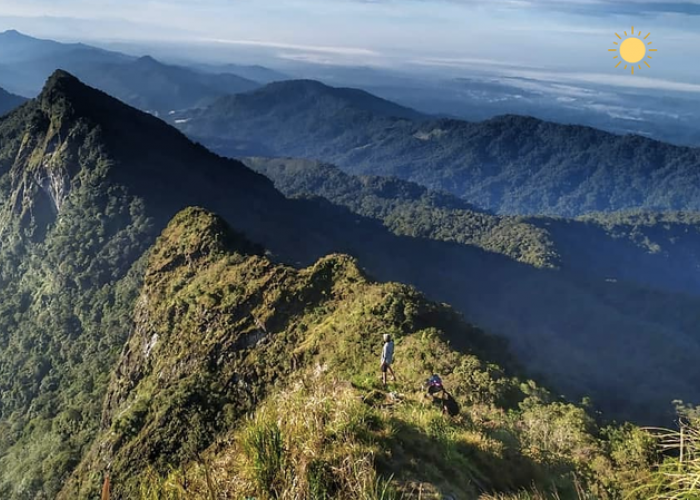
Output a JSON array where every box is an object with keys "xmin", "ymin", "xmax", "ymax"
[
  {"xmin": 58, "ymin": 208, "xmax": 675, "ymax": 500},
  {"xmin": 631, "ymin": 419, "xmax": 700, "ymax": 499}
]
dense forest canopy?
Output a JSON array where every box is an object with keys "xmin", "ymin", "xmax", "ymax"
[{"xmin": 245, "ymin": 157, "xmax": 700, "ymax": 296}]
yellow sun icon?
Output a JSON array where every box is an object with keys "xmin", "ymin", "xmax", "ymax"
[{"xmin": 609, "ymin": 27, "xmax": 657, "ymax": 75}]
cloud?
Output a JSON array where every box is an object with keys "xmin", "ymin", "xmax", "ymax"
[
  {"xmin": 502, "ymin": 68, "xmax": 700, "ymax": 93},
  {"xmin": 201, "ymin": 38, "xmax": 380, "ymax": 57},
  {"xmin": 359, "ymin": 0, "xmax": 700, "ymax": 16},
  {"xmin": 408, "ymin": 56, "xmax": 546, "ymax": 70}
]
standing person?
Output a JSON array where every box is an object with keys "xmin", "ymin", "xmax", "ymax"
[{"xmin": 380, "ymin": 333, "xmax": 396, "ymax": 387}]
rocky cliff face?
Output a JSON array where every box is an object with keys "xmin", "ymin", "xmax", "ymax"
[
  {"xmin": 2, "ymin": 81, "xmax": 100, "ymax": 239},
  {"xmin": 0, "ymin": 71, "xmax": 339, "ymax": 498}
]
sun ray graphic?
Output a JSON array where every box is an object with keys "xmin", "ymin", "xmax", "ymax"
[{"xmin": 609, "ymin": 27, "xmax": 656, "ymax": 74}]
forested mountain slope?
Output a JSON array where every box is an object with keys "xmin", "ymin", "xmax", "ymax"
[
  {"xmin": 246, "ymin": 157, "xmax": 700, "ymax": 295},
  {"xmin": 181, "ymin": 80, "xmax": 700, "ymax": 216},
  {"xmin": 0, "ymin": 70, "xmax": 346, "ymax": 497},
  {"xmin": 2, "ymin": 71, "xmax": 700, "ymax": 497}
]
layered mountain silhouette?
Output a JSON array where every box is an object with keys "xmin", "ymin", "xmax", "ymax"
[
  {"xmin": 2, "ymin": 71, "xmax": 700, "ymax": 497},
  {"xmin": 0, "ymin": 29, "xmax": 131, "ymax": 94},
  {"xmin": 181, "ymin": 79, "xmax": 700, "ymax": 216},
  {"xmin": 74, "ymin": 55, "xmax": 260, "ymax": 114},
  {"xmin": 195, "ymin": 61, "xmax": 290, "ymax": 84},
  {"xmin": 0, "ymin": 30, "xmax": 261, "ymax": 113},
  {"xmin": 0, "ymin": 86, "xmax": 25, "ymax": 115}
]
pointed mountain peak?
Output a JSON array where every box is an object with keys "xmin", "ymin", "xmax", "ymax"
[
  {"xmin": 1, "ymin": 29, "xmax": 26, "ymax": 38},
  {"xmin": 42, "ymin": 69, "xmax": 81, "ymax": 92},
  {"xmin": 39, "ymin": 69, "xmax": 93, "ymax": 104},
  {"xmin": 36, "ymin": 70, "xmax": 91, "ymax": 118},
  {"xmin": 135, "ymin": 55, "xmax": 161, "ymax": 66},
  {"xmin": 147, "ymin": 207, "xmax": 263, "ymax": 279}
]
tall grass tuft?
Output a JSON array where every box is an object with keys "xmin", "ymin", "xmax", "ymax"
[
  {"xmin": 479, "ymin": 480, "xmax": 595, "ymax": 500},
  {"xmin": 633, "ymin": 419, "xmax": 700, "ymax": 499},
  {"xmin": 241, "ymin": 420, "xmax": 286, "ymax": 497}
]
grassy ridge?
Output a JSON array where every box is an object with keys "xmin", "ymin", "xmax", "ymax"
[{"xmin": 69, "ymin": 207, "xmax": 658, "ymax": 499}]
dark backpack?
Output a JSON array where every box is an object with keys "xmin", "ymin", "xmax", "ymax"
[{"xmin": 443, "ymin": 393, "xmax": 460, "ymax": 416}]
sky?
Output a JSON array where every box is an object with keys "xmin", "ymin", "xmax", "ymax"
[{"xmin": 0, "ymin": 0, "xmax": 699, "ymax": 83}]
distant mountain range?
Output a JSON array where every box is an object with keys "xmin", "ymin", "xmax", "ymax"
[
  {"xmin": 181, "ymin": 79, "xmax": 700, "ymax": 217},
  {"xmin": 194, "ymin": 61, "xmax": 289, "ymax": 84},
  {"xmin": 4, "ymin": 29, "xmax": 700, "ymax": 149},
  {"xmin": 74, "ymin": 55, "xmax": 260, "ymax": 114},
  {"xmin": 0, "ymin": 29, "xmax": 131, "ymax": 94},
  {"xmin": 0, "ymin": 30, "xmax": 263, "ymax": 113}
]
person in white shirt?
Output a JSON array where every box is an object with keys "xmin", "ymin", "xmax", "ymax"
[{"xmin": 380, "ymin": 333, "xmax": 396, "ymax": 387}]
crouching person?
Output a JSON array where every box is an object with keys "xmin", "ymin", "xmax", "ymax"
[{"xmin": 424, "ymin": 374, "xmax": 460, "ymax": 417}]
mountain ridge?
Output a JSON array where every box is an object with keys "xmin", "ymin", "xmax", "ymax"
[
  {"xmin": 56, "ymin": 207, "xmax": 597, "ymax": 499},
  {"xmin": 182, "ymin": 79, "xmax": 700, "ymax": 216},
  {"xmin": 75, "ymin": 55, "xmax": 261, "ymax": 113},
  {"xmin": 245, "ymin": 156, "xmax": 700, "ymax": 295}
]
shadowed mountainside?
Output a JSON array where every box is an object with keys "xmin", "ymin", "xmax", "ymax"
[{"xmin": 245, "ymin": 156, "xmax": 700, "ymax": 296}]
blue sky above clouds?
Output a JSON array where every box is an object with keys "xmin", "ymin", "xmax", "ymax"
[{"xmin": 0, "ymin": 0, "xmax": 698, "ymax": 83}]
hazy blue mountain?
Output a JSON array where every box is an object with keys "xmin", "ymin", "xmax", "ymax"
[
  {"xmin": 181, "ymin": 79, "xmax": 700, "ymax": 217},
  {"xmin": 199, "ymin": 78, "xmax": 424, "ymax": 119},
  {"xmin": 0, "ymin": 86, "xmax": 26, "ymax": 115},
  {"xmin": 74, "ymin": 55, "xmax": 260, "ymax": 114},
  {"xmin": 194, "ymin": 62, "xmax": 289, "ymax": 84},
  {"xmin": 0, "ymin": 31, "xmax": 261, "ymax": 113},
  {"xmin": 259, "ymin": 58, "xmax": 700, "ymax": 147},
  {"xmin": 0, "ymin": 29, "xmax": 95, "ymax": 63},
  {"xmin": 0, "ymin": 29, "xmax": 132, "ymax": 95}
]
